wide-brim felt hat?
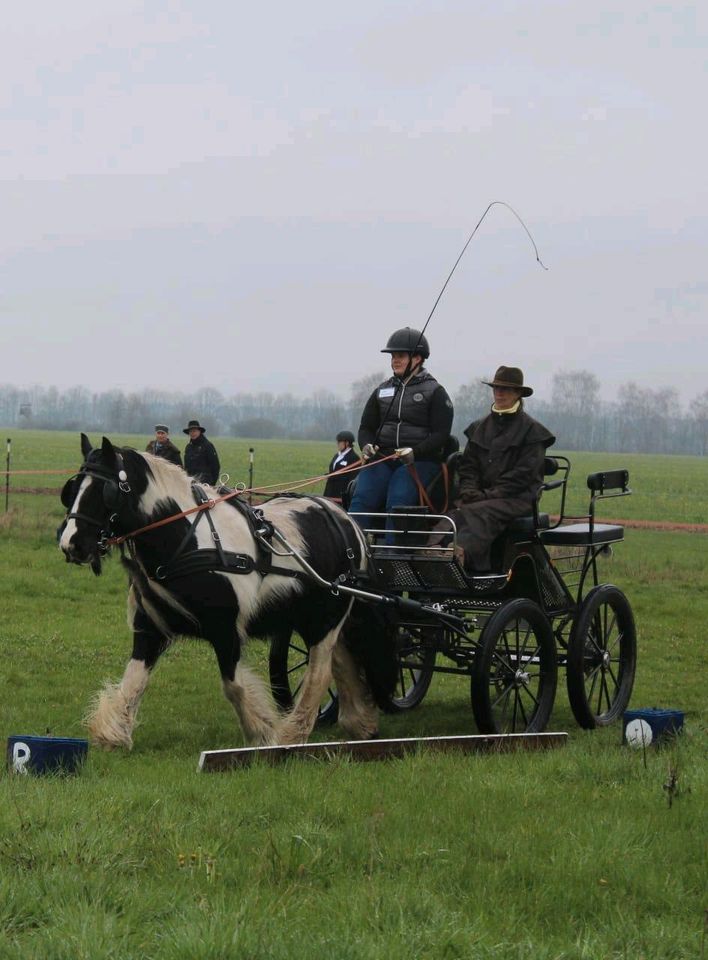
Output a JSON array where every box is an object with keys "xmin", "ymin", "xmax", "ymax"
[
  {"xmin": 183, "ymin": 419, "xmax": 206, "ymax": 434},
  {"xmin": 482, "ymin": 366, "xmax": 533, "ymax": 397}
]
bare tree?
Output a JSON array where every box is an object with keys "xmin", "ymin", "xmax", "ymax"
[
  {"xmin": 692, "ymin": 389, "xmax": 708, "ymax": 455},
  {"xmin": 350, "ymin": 371, "xmax": 385, "ymax": 411},
  {"xmin": 551, "ymin": 370, "xmax": 600, "ymax": 416}
]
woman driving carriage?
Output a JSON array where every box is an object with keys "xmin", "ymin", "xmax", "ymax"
[
  {"xmin": 445, "ymin": 366, "xmax": 555, "ymax": 571},
  {"xmin": 348, "ymin": 327, "xmax": 454, "ymax": 530}
]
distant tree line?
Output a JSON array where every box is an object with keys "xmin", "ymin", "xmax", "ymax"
[{"xmin": 1, "ymin": 371, "xmax": 706, "ymax": 456}]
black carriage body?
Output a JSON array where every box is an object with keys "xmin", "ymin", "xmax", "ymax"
[{"xmin": 349, "ymin": 456, "xmax": 637, "ymax": 734}]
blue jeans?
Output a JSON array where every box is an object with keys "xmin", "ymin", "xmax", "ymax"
[{"xmin": 349, "ymin": 460, "xmax": 441, "ymax": 543}]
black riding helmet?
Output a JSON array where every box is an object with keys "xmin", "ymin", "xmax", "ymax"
[
  {"xmin": 381, "ymin": 327, "xmax": 430, "ymax": 359},
  {"xmin": 336, "ymin": 430, "xmax": 355, "ymax": 444}
]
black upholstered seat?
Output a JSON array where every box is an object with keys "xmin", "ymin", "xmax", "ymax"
[{"xmin": 539, "ymin": 522, "xmax": 624, "ymax": 546}]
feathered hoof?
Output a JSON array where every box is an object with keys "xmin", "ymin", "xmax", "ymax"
[{"xmin": 85, "ymin": 684, "xmax": 135, "ymax": 750}]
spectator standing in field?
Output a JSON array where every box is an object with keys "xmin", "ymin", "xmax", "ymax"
[
  {"xmin": 323, "ymin": 430, "xmax": 359, "ymax": 503},
  {"xmin": 145, "ymin": 425, "xmax": 182, "ymax": 467},
  {"xmin": 183, "ymin": 419, "xmax": 221, "ymax": 485},
  {"xmin": 349, "ymin": 327, "xmax": 454, "ymax": 526}
]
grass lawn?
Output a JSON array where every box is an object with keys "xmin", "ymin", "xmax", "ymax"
[{"xmin": 0, "ymin": 432, "xmax": 706, "ymax": 958}]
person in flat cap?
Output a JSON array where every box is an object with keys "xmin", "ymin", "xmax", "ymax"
[
  {"xmin": 145, "ymin": 425, "xmax": 183, "ymax": 467},
  {"xmin": 183, "ymin": 419, "xmax": 221, "ymax": 485},
  {"xmin": 443, "ymin": 366, "xmax": 555, "ymax": 570},
  {"xmin": 323, "ymin": 430, "xmax": 359, "ymax": 502}
]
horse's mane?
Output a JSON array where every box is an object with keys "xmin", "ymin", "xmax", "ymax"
[{"xmin": 130, "ymin": 449, "xmax": 195, "ymax": 506}]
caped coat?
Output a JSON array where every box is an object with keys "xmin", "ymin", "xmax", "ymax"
[
  {"xmin": 145, "ymin": 438, "xmax": 183, "ymax": 467},
  {"xmin": 184, "ymin": 435, "xmax": 221, "ymax": 485},
  {"xmin": 323, "ymin": 446, "xmax": 360, "ymax": 501},
  {"xmin": 450, "ymin": 406, "xmax": 555, "ymax": 570}
]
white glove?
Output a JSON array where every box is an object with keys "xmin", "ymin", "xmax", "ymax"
[
  {"xmin": 395, "ymin": 447, "xmax": 414, "ymax": 465},
  {"xmin": 361, "ymin": 443, "xmax": 379, "ymax": 462}
]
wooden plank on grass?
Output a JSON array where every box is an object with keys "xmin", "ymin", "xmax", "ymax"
[{"xmin": 198, "ymin": 731, "xmax": 568, "ymax": 772}]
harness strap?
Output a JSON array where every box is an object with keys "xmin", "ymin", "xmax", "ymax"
[
  {"xmin": 407, "ymin": 464, "xmax": 436, "ymax": 511},
  {"xmin": 308, "ymin": 496, "xmax": 362, "ymax": 581}
]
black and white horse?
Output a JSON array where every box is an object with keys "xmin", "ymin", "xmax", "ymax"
[{"xmin": 60, "ymin": 435, "xmax": 395, "ymax": 749}]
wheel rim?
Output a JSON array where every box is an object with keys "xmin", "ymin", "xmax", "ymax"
[
  {"xmin": 567, "ymin": 585, "xmax": 636, "ymax": 728},
  {"xmin": 389, "ymin": 627, "xmax": 436, "ymax": 710},
  {"xmin": 487, "ymin": 617, "xmax": 546, "ymax": 733},
  {"xmin": 582, "ymin": 602, "xmax": 628, "ymax": 720}
]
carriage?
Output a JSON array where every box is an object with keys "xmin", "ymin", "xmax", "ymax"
[
  {"xmin": 60, "ymin": 437, "xmax": 636, "ymax": 749},
  {"xmin": 269, "ymin": 454, "xmax": 637, "ymax": 736}
]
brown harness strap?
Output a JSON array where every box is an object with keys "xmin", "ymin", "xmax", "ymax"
[{"xmin": 406, "ymin": 462, "xmax": 450, "ymax": 513}]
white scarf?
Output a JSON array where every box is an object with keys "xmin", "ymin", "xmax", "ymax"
[{"xmin": 491, "ymin": 400, "xmax": 521, "ymax": 415}]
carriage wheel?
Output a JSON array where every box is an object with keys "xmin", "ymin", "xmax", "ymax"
[
  {"xmin": 471, "ymin": 599, "xmax": 557, "ymax": 735},
  {"xmin": 268, "ymin": 631, "xmax": 339, "ymax": 726},
  {"xmin": 566, "ymin": 584, "xmax": 636, "ymax": 729},
  {"xmin": 386, "ymin": 625, "xmax": 437, "ymax": 712}
]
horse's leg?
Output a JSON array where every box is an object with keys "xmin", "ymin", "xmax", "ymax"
[
  {"xmin": 331, "ymin": 639, "xmax": 380, "ymax": 741},
  {"xmin": 87, "ymin": 602, "xmax": 165, "ymax": 750},
  {"xmin": 212, "ymin": 627, "xmax": 280, "ymax": 747},
  {"xmin": 275, "ymin": 612, "xmax": 353, "ymax": 745}
]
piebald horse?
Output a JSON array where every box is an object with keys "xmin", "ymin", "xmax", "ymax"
[{"xmin": 60, "ymin": 435, "xmax": 395, "ymax": 749}]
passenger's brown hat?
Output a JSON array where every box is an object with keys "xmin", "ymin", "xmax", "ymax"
[{"xmin": 482, "ymin": 366, "xmax": 533, "ymax": 397}]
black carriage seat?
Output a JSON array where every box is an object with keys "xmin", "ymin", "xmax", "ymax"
[{"xmin": 539, "ymin": 468, "xmax": 630, "ymax": 547}]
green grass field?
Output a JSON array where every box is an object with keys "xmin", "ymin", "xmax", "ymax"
[{"xmin": 1, "ymin": 431, "xmax": 706, "ymax": 959}]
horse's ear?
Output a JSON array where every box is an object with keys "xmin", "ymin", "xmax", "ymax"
[
  {"xmin": 101, "ymin": 436, "xmax": 118, "ymax": 465},
  {"xmin": 80, "ymin": 433, "xmax": 92, "ymax": 458}
]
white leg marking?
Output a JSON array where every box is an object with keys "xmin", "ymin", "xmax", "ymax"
[
  {"xmin": 222, "ymin": 664, "xmax": 280, "ymax": 746},
  {"xmin": 87, "ymin": 659, "xmax": 150, "ymax": 750},
  {"xmin": 332, "ymin": 641, "xmax": 380, "ymax": 741},
  {"xmin": 276, "ymin": 625, "xmax": 342, "ymax": 745}
]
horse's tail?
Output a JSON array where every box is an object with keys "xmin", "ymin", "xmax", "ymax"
[{"xmin": 342, "ymin": 599, "xmax": 397, "ymax": 709}]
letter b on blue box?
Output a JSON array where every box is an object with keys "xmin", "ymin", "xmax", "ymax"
[{"xmin": 7, "ymin": 736, "xmax": 88, "ymax": 775}]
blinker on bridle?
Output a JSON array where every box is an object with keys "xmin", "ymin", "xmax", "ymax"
[{"xmin": 62, "ymin": 452, "xmax": 131, "ymax": 544}]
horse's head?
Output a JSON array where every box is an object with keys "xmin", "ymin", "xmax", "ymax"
[{"xmin": 60, "ymin": 434, "xmax": 144, "ymax": 575}]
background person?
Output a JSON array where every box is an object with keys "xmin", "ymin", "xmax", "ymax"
[
  {"xmin": 323, "ymin": 430, "xmax": 359, "ymax": 502},
  {"xmin": 447, "ymin": 366, "xmax": 555, "ymax": 570},
  {"xmin": 349, "ymin": 327, "xmax": 453, "ymax": 529},
  {"xmin": 183, "ymin": 419, "xmax": 221, "ymax": 485},
  {"xmin": 145, "ymin": 425, "xmax": 182, "ymax": 466}
]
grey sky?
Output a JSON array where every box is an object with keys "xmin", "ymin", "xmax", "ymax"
[{"xmin": 2, "ymin": 1, "xmax": 706, "ymax": 405}]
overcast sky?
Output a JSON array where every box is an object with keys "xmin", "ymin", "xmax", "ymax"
[{"xmin": 1, "ymin": 1, "xmax": 706, "ymax": 406}]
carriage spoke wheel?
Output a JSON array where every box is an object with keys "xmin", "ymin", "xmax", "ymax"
[
  {"xmin": 268, "ymin": 631, "xmax": 339, "ymax": 726},
  {"xmin": 567, "ymin": 584, "xmax": 636, "ymax": 729},
  {"xmin": 471, "ymin": 599, "xmax": 557, "ymax": 735},
  {"xmin": 386, "ymin": 625, "xmax": 437, "ymax": 712}
]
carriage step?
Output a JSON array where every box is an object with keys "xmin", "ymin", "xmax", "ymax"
[{"xmin": 199, "ymin": 732, "xmax": 568, "ymax": 771}]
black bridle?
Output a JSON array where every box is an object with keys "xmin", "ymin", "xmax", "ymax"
[{"xmin": 61, "ymin": 453, "xmax": 132, "ymax": 545}]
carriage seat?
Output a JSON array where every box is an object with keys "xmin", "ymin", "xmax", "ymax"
[
  {"xmin": 540, "ymin": 522, "xmax": 624, "ymax": 546},
  {"xmin": 538, "ymin": 468, "xmax": 629, "ymax": 547}
]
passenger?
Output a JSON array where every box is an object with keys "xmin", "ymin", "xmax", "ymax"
[
  {"xmin": 444, "ymin": 366, "xmax": 555, "ymax": 571},
  {"xmin": 323, "ymin": 430, "xmax": 359, "ymax": 503},
  {"xmin": 349, "ymin": 327, "xmax": 454, "ymax": 532},
  {"xmin": 145, "ymin": 425, "xmax": 183, "ymax": 467}
]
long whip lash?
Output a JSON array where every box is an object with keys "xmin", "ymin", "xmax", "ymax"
[
  {"xmin": 417, "ymin": 200, "xmax": 548, "ymax": 348},
  {"xmin": 374, "ymin": 201, "xmax": 548, "ymax": 446}
]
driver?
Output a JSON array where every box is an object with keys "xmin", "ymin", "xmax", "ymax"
[{"xmin": 349, "ymin": 327, "xmax": 453, "ymax": 527}]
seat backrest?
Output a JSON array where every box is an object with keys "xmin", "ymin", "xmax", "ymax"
[{"xmin": 587, "ymin": 469, "xmax": 630, "ymax": 494}]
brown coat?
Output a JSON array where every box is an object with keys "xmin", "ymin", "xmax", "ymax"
[
  {"xmin": 451, "ymin": 407, "xmax": 555, "ymax": 570},
  {"xmin": 145, "ymin": 438, "xmax": 183, "ymax": 467}
]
